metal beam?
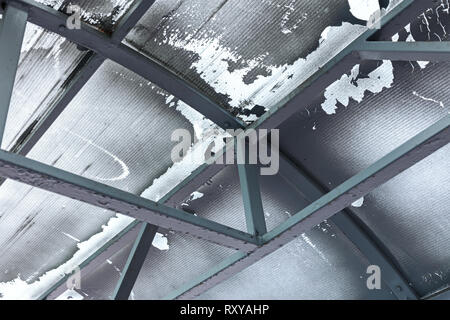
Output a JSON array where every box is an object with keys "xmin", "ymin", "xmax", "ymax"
[
  {"xmin": 278, "ymin": 156, "xmax": 418, "ymax": 300},
  {"xmin": 426, "ymin": 287, "xmax": 450, "ymax": 300},
  {"xmin": 238, "ymin": 163, "xmax": 266, "ymax": 236},
  {"xmin": 357, "ymin": 41, "xmax": 450, "ymax": 62},
  {"xmin": 112, "ymin": 223, "xmax": 158, "ymax": 300},
  {"xmin": 170, "ymin": 115, "xmax": 450, "ymax": 299},
  {"xmin": 0, "ymin": 149, "xmax": 258, "ymax": 251},
  {"xmin": 237, "ymin": 140, "xmax": 266, "ymax": 236},
  {"xmin": 0, "ymin": 4, "xmax": 28, "ymax": 143}
]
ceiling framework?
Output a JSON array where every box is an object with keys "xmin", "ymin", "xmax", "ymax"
[{"xmin": 0, "ymin": 0, "xmax": 449, "ymax": 300}]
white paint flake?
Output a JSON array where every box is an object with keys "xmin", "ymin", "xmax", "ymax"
[
  {"xmin": 321, "ymin": 60, "xmax": 395, "ymax": 115},
  {"xmin": 280, "ymin": 0, "xmax": 308, "ymax": 34},
  {"xmin": 412, "ymin": 91, "xmax": 446, "ymax": 109},
  {"xmin": 189, "ymin": 191, "xmax": 204, "ymax": 201},
  {"xmin": 160, "ymin": 22, "xmax": 368, "ymax": 121},
  {"xmin": 351, "ymin": 197, "xmax": 365, "ymax": 208},
  {"xmin": 61, "ymin": 232, "xmax": 80, "ymax": 243},
  {"xmin": 348, "ymin": 0, "xmax": 380, "ymax": 21},
  {"xmin": 152, "ymin": 233, "xmax": 170, "ymax": 251}
]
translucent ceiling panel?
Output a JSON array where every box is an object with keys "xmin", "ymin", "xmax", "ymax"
[
  {"xmin": 351, "ymin": 145, "xmax": 450, "ymax": 297},
  {"xmin": 26, "ymin": 59, "xmax": 195, "ymax": 196},
  {"xmin": 52, "ymin": 230, "xmax": 236, "ymax": 300},
  {"xmin": 34, "ymin": 0, "xmax": 135, "ymax": 33},
  {"xmin": 279, "ymin": 61, "xmax": 450, "ymax": 196},
  {"xmin": 4, "ymin": 23, "xmax": 84, "ymax": 150},
  {"xmin": 124, "ymin": 0, "xmax": 373, "ymax": 122},
  {"xmin": 182, "ymin": 165, "xmax": 309, "ymax": 232},
  {"xmin": 198, "ymin": 220, "xmax": 394, "ymax": 300},
  {"xmin": 129, "ymin": 232, "xmax": 236, "ymax": 300},
  {"xmin": 277, "ymin": 62, "xmax": 450, "ymax": 297},
  {"xmin": 0, "ymin": 179, "xmax": 121, "ymax": 300}
]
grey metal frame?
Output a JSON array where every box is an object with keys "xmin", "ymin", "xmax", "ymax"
[
  {"xmin": 0, "ymin": 0, "xmax": 448, "ymax": 301},
  {"xmin": 0, "ymin": 4, "xmax": 28, "ymax": 143}
]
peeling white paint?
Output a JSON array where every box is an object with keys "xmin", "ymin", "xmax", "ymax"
[
  {"xmin": 351, "ymin": 197, "xmax": 364, "ymax": 208},
  {"xmin": 412, "ymin": 91, "xmax": 446, "ymax": 109},
  {"xmin": 152, "ymin": 233, "xmax": 170, "ymax": 251},
  {"xmin": 348, "ymin": 0, "xmax": 380, "ymax": 21},
  {"xmin": 61, "ymin": 232, "xmax": 80, "ymax": 243},
  {"xmin": 189, "ymin": 191, "xmax": 204, "ymax": 201},
  {"xmin": 321, "ymin": 60, "xmax": 395, "ymax": 115},
  {"xmin": 160, "ymin": 21, "xmax": 368, "ymax": 121}
]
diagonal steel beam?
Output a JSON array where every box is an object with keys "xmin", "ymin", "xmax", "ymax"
[
  {"xmin": 357, "ymin": 41, "xmax": 450, "ymax": 62},
  {"xmin": 112, "ymin": 223, "xmax": 158, "ymax": 300},
  {"xmin": 169, "ymin": 115, "xmax": 450, "ymax": 299},
  {"xmin": 0, "ymin": 149, "xmax": 258, "ymax": 251},
  {"xmin": 277, "ymin": 156, "xmax": 418, "ymax": 300},
  {"xmin": 0, "ymin": 4, "xmax": 28, "ymax": 144}
]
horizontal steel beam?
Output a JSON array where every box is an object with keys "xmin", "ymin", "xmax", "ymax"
[
  {"xmin": 3, "ymin": 0, "xmax": 245, "ymax": 130},
  {"xmin": 171, "ymin": 115, "xmax": 450, "ymax": 299},
  {"xmin": 0, "ymin": 150, "xmax": 257, "ymax": 251},
  {"xmin": 0, "ymin": 4, "xmax": 28, "ymax": 143},
  {"xmin": 357, "ymin": 41, "xmax": 450, "ymax": 61},
  {"xmin": 112, "ymin": 223, "xmax": 158, "ymax": 300}
]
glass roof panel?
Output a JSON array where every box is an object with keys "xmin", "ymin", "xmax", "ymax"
[
  {"xmin": 25, "ymin": 59, "xmax": 201, "ymax": 194},
  {"xmin": 34, "ymin": 0, "xmax": 136, "ymax": 33},
  {"xmin": 355, "ymin": 144, "xmax": 450, "ymax": 297},
  {"xmin": 124, "ymin": 0, "xmax": 399, "ymax": 123},
  {"xmin": 4, "ymin": 23, "xmax": 85, "ymax": 151},
  {"xmin": 0, "ymin": 179, "xmax": 121, "ymax": 299},
  {"xmin": 277, "ymin": 38, "xmax": 450, "ymax": 299},
  {"xmin": 58, "ymin": 230, "xmax": 236, "ymax": 300},
  {"xmin": 197, "ymin": 220, "xmax": 394, "ymax": 300}
]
